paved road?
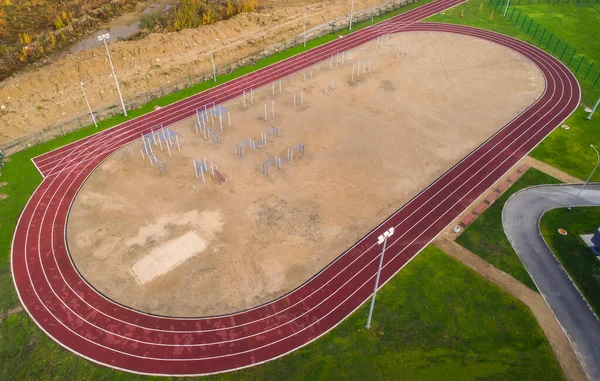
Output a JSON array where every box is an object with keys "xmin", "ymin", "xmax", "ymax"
[{"xmin": 503, "ymin": 184, "xmax": 600, "ymax": 381}]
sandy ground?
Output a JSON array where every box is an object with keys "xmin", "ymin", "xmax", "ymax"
[
  {"xmin": 0, "ymin": 0, "xmax": 405, "ymax": 145},
  {"xmin": 66, "ymin": 31, "xmax": 545, "ymax": 317}
]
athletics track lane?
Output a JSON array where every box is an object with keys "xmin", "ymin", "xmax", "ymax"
[{"xmin": 12, "ymin": 9, "xmax": 579, "ymax": 379}]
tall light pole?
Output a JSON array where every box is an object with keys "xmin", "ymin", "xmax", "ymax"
[
  {"xmin": 588, "ymin": 96, "xmax": 600, "ymax": 120},
  {"xmin": 97, "ymin": 33, "xmax": 127, "ymax": 117},
  {"xmin": 568, "ymin": 144, "xmax": 599, "ymax": 210},
  {"xmin": 209, "ymin": 42, "xmax": 217, "ymax": 82},
  {"xmin": 366, "ymin": 227, "xmax": 394, "ymax": 329},
  {"xmin": 349, "ymin": 0, "xmax": 355, "ymax": 30},
  {"xmin": 371, "ymin": 0, "xmax": 376, "ymax": 22},
  {"xmin": 503, "ymin": 0, "xmax": 511, "ymax": 16},
  {"xmin": 304, "ymin": 10, "xmax": 307, "ymax": 47},
  {"xmin": 80, "ymin": 82, "xmax": 98, "ymax": 128}
]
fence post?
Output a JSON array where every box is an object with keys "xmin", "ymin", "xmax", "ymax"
[
  {"xmin": 521, "ymin": 15, "xmax": 528, "ymax": 28},
  {"xmin": 78, "ymin": 118, "xmax": 82, "ymax": 128},
  {"xmin": 510, "ymin": 6, "xmax": 516, "ymax": 21},
  {"xmin": 560, "ymin": 44, "xmax": 568, "ymax": 60},
  {"xmin": 39, "ymin": 131, "xmax": 44, "ymax": 142},
  {"xmin": 576, "ymin": 56, "xmax": 585, "ymax": 73},
  {"xmin": 532, "ymin": 23, "xmax": 539, "ymax": 38},
  {"xmin": 59, "ymin": 124, "xmax": 64, "ymax": 135},
  {"xmin": 515, "ymin": 10, "xmax": 522, "ymax": 25},
  {"xmin": 18, "ymin": 139, "xmax": 25, "ymax": 150},
  {"xmin": 526, "ymin": 19, "xmax": 534, "ymax": 34},
  {"xmin": 539, "ymin": 28, "xmax": 546, "ymax": 43},
  {"xmin": 552, "ymin": 39, "xmax": 561, "ymax": 54},
  {"xmin": 593, "ymin": 72, "xmax": 600, "ymax": 87},
  {"xmin": 568, "ymin": 50, "xmax": 577, "ymax": 66},
  {"xmin": 584, "ymin": 63, "xmax": 595, "ymax": 80},
  {"xmin": 545, "ymin": 33, "xmax": 554, "ymax": 48}
]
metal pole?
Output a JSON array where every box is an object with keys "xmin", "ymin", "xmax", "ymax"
[
  {"xmin": 371, "ymin": 0, "xmax": 376, "ymax": 22},
  {"xmin": 349, "ymin": 0, "xmax": 355, "ymax": 30},
  {"xmin": 304, "ymin": 11, "xmax": 307, "ymax": 47},
  {"xmin": 588, "ymin": 96, "xmax": 600, "ymax": 120},
  {"xmin": 80, "ymin": 82, "xmax": 98, "ymax": 128},
  {"xmin": 568, "ymin": 144, "xmax": 599, "ymax": 209},
  {"xmin": 366, "ymin": 235, "xmax": 387, "ymax": 329},
  {"xmin": 101, "ymin": 37, "xmax": 127, "ymax": 117},
  {"xmin": 503, "ymin": 0, "xmax": 511, "ymax": 14},
  {"xmin": 210, "ymin": 43, "xmax": 217, "ymax": 82}
]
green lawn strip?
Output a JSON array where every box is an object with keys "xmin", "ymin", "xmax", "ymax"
[
  {"xmin": 457, "ymin": 168, "xmax": 563, "ymax": 291},
  {"xmin": 426, "ymin": 0, "xmax": 600, "ymax": 105},
  {"xmin": 539, "ymin": 206, "xmax": 600, "ymax": 317},
  {"xmin": 0, "ymin": 246, "xmax": 564, "ymax": 380},
  {"xmin": 530, "ymin": 109, "xmax": 600, "ymax": 182},
  {"xmin": 0, "ymin": 0, "xmax": 433, "ymax": 315}
]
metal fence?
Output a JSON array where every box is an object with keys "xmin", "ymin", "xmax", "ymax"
[
  {"xmin": 491, "ymin": 0, "xmax": 600, "ymax": 100},
  {"xmin": 0, "ymin": 0, "xmax": 415, "ymax": 157}
]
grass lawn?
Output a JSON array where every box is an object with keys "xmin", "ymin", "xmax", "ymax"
[
  {"xmin": 456, "ymin": 168, "xmax": 563, "ymax": 291},
  {"xmin": 530, "ymin": 108, "xmax": 600, "ymax": 182},
  {"xmin": 427, "ymin": 0, "xmax": 600, "ymax": 105},
  {"xmin": 540, "ymin": 206, "xmax": 600, "ymax": 317},
  {"xmin": 0, "ymin": 246, "xmax": 564, "ymax": 380}
]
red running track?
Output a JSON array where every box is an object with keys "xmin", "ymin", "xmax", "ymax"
[{"xmin": 12, "ymin": 3, "xmax": 579, "ymax": 377}]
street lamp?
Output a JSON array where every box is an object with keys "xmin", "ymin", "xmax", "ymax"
[
  {"xmin": 349, "ymin": 0, "xmax": 355, "ymax": 30},
  {"xmin": 503, "ymin": 0, "xmax": 511, "ymax": 17},
  {"xmin": 209, "ymin": 42, "xmax": 217, "ymax": 82},
  {"xmin": 588, "ymin": 96, "xmax": 600, "ymax": 120},
  {"xmin": 366, "ymin": 226, "xmax": 395, "ymax": 329},
  {"xmin": 568, "ymin": 144, "xmax": 599, "ymax": 210},
  {"xmin": 371, "ymin": 0, "xmax": 376, "ymax": 22},
  {"xmin": 80, "ymin": 82, "xmax": 98, "ymax": 128},
  {"xmin": 97, "ymin": 33, "xmax": 127, "ymax": 117}
]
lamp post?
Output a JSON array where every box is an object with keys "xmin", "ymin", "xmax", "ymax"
[
  {"xmin": 366, "ymin": 227, "xmax": 395, "ymax": 329},
  {"xmin": 80, "ymin": 82, "xmax": 98, "ymax": 128},
  {"xmin": 371, "ymin": 0, "xmax": 376, "ymax": 22},
  {"xmin": 568, "ymin": 144, "xmax": 599, "ymax": 210},
  {"xmin": 503, "ymin": 0, "xmax": 511, "ymax": 17},
  {"xmin": 209, "ymin": 42, "xmax": 217, "ymax": 82},
  {"xmin": 588, "ymin": 96, "xmax": 600, "ymax": 120},
  {"xmin": 304, "ymin": 11, "xmax": 307, "ymax": 48},
  {"xmin": 349, "ymin": 0, "xmax": 355, "ymax": 30},
  {"xmin": 97, "ymin": 33, "xmax": 127, "ymax": 117}
]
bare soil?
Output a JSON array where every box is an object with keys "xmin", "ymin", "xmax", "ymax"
[
  {"xmin": 67, "ymin": 31, "xmax": 544, "ymax": 317},
  {"xmin": 0, "ymin": 0, "xmax": 401, "ymax": 145}
]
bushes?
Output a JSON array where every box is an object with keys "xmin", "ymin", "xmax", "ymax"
[{"xmin": 142, "ymin": 0, "xmax": 260, "ymax": 33}]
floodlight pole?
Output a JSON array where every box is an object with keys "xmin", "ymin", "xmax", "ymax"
[
  {"xmin": 366, "ymin": 227, "xmax": 394, "ymax": 329},
  {"xmin": 80, "ymin": 82, "xmax": 98, "ymax": 128},
  {"xmin": 588, "ymin": 96, "xmax": 600, "ymax": 120},
  {"xmin": 568, "ymin": 144, "xmax": 599, "ymax": 210},
  {"xmin": 371, "ymin": 0, "xmax": 376, "ymax": 22},
  {"xmin": 349, "ymin": 0, "xmax": 355, "ymax": 30},
  {"xmin": 503, "ymin": 0, "xmax": 511, "ymax": 16},
  {"xmin": 304, "ymin": 11, "xmax": 307, "ymax": 48},
  {"xmin": 210, "ymin": 43, "xmax": 217, "ymax": 82},
  {"xmin": 98, "ymin": 34, "xmax": 127, "ymax": 117}
]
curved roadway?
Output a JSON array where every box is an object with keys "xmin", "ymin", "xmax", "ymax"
[
  {"xmin": 11, "ymin": 1, "xmax": 580, "ymax": 376},
  {"xmin": 503, "ymin": 184, "xmax": 600, "ymax": 380}
]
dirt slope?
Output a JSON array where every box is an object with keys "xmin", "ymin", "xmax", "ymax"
[{"xmin": 0, "ymin": 0, "xmax": 393, "ymax": 145}]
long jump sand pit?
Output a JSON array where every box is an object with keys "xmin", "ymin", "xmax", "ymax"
[{"xmin": 67, "ymin": 31, "xmax": 544, "ymax": 317}]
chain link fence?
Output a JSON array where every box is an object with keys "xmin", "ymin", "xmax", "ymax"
[{"xmin": 0, "ymin": 0, "xmax": 416, "ymax": 157}]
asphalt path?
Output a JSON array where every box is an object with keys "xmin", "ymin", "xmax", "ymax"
[{"xmin": 503, "ymin": 183, "xmax": 600, "ymax": 380}]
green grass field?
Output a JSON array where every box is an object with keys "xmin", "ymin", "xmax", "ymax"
[
  {"xmin": 539, "ymin": 206, "xmax": 600, "ymax": 317},
  {"xmin": 456, "ymin": 168, "xmax": 562, "ymax": 290},
  {"xmin": 0, "ymin": 246, "xmax": 564, "ymax": 380},
  {"xmin": 531, "ymin": 109, "xmax": 600, "ymax": 182}
]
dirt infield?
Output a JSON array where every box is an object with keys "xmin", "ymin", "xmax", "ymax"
[{"xmin": 66, "ymin": 31, "xmax": 544, "ymax": 317}]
